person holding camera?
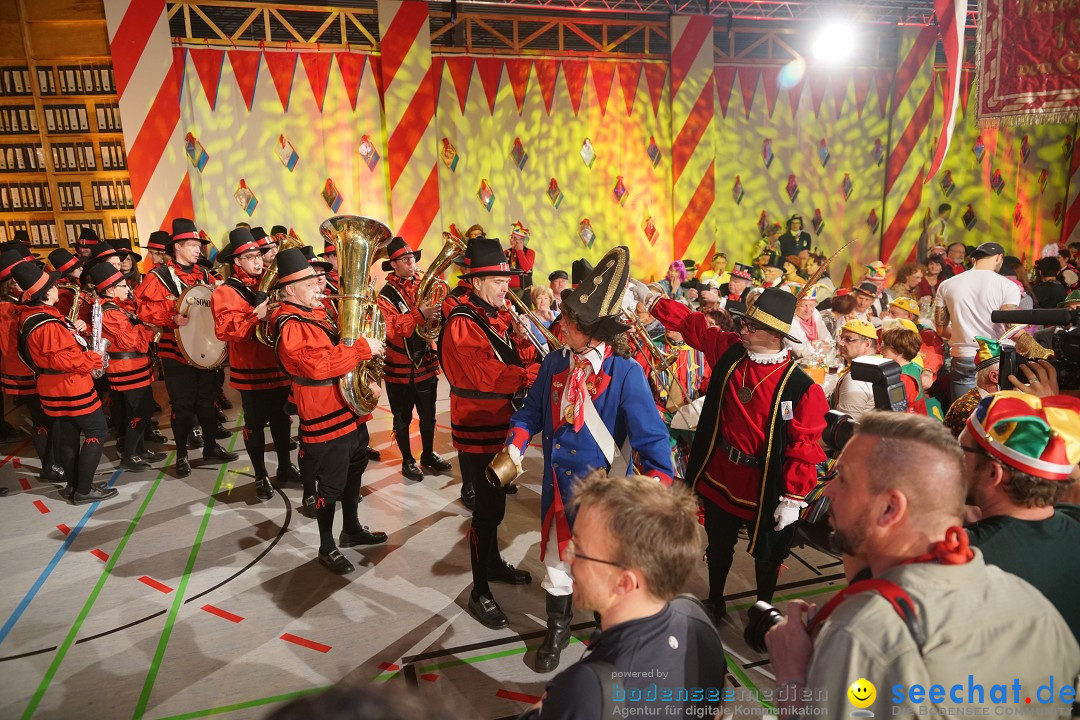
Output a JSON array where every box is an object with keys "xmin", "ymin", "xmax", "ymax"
[
  {"xmin": 831, "ymin": 319, "xmax": 879, "ymax": 419},
  {"xmin": 765, "ymin": 412, "xmax": 1079, "ymax": 719}
]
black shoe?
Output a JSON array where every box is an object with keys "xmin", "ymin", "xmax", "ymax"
[
  {"xmin": 461, "ymin": 485, "xmax": 476, "ymax": 512},
  {"xmin": 72, "ymin": 486, "xmax": 119, "ymax": 505},
  {"xmin": 121, "ymin": 455, "xmax": 152, "ymax": 472},
  {"xmin": 318, "ymin": 549, "xmax": 354, "ymax": 574},
  {"xmin": 213, "ymin": 423, "xmax": 231, "ymax": 439},
  {"xmin": 535, "ymin": 593, "xmax": 574, "ymax": 673},
  {"xmin": 401, "ymin": 460, "xmax": 424, "ymax": 482},
  {"xmin": 40, "ymin": 465, "xmax": 65, "ymax": 483},
  {"xmin": 420, "ymin": 452, "xmax": 453, "ymax": 475},
  {"xmin": 366, "ymin": 447, "xmax": 381, "ymax": 461},
  {"xmin": 145, "ymin": 429, "xmax": 168, "ymax": 445},
  {"xmin": 217, "ymin": 394, "xmax": 233, "ymax": 410},
  {"xmin": 187, "ymin": 431, "xmax": 203, "ymax": 450},
  {"xmin": 339, "ymin": 526, "xmax": 388, "ymax": 546},
  {"xmin": 142, "ymin": 449, "xmax": 167, "ymax": 463},
  {"xmin": 488, "ymin": 558, "xmax": 532, "ymax": 585},
  {"xmin": 254, "ymin": 476, "xmax": 274, "ymax": 501},
  {"xmin": 216, "ymin": 409, "xmax": 227, "ymax": 424},
  {"xmin": 275, "ymin": 463, "xmax": 301, "ymax": 485},
  {"xmin": 702, "ymin": 599, "xmax": 727, "ymax": 626},
  {"xmin": 202, "ymin": 444, "xmax": 238, "ymax": 463},
  {"xmin": 176, "ymin": 457, "xmax": 191, "ymax": 478},
  {"xmin": 468, "ymin": 592, "xmax": 509, "ymax": 629},
  {"xmin": 300, "ymin": 495, "xmax": 317, "ymax": 519},
  {"xmin": 506, "ymin": 483, "xmax": 519, "ymax": 495}
]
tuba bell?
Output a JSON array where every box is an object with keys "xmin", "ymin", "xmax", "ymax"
[
  {"xmin": 319, "ymin": 215, "xmax": 393, "ymax": 417},
  {"xmin": 255, "ymin": 229, "xmax": 306, "ymax": 346},
  {"xmin": 415, "ymin": 232, "xmax": 467, "ymax": 342}
]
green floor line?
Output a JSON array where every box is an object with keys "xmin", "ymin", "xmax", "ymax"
[
  {"xmin": 153, "ymin": 686, "xmax": 331, "ymax": 720},
  {"xmin": 132, "ymin": 429, "xmax": 242, "ymax": 720},
  {"xmin": 21, "ymin": 454, "xmax": 174, "ymax": 720},
  {"xmin": 726, "ymin": 655, "xmax": 776, "ymax": 710}
]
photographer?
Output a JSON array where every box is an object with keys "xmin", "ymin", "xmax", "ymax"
[
  {"xmin": 831, "ymin": 319, "xmax": 879, "ymax": 419},
  {"xmin": 764, "ymin": 413, "xmax": 1079, "ymax": 719}
]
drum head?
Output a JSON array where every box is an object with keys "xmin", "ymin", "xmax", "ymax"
[{"xmin": 176, "ymin": 284, "xmax": 227, "ymax": 369}]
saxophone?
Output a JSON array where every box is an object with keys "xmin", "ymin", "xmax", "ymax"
[
  {"xmin": 415, "ymin": 231, "xmax": 467, "ymax": 342},
  {"xmin": 255, "ymin": 229, "xmax": 306, "ymax": 346},
  {"xmin": 57, "ymin": 283, "xmax": 82, "ymax": 324},
  {"xmin": 89, "ymin": 294, "xmax": 110, "ymax": 378},
  {"xmin": 319, "ymin": 215, "xmax": 392, "ymax": 416}
]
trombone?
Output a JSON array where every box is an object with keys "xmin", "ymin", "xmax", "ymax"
[{"xmin": 506, "ymin": 290, "xmax": 563, "ymax": 359}]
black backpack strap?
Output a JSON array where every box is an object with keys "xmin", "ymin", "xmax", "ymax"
[
  {"xmin": 223, "ymin": 276, "xmax": 257, "ymax": 306},
  {"xmin": 18, "ymin": 312, "xmax": 68, "ymax": 374},
  {"xmin": 149, "ymin": 265, "xmax": 181, "ymax": 297}
]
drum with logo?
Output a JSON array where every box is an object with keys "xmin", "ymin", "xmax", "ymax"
[{"xmin": 175, "ymin": 284, "xmax": 226, "ymax": 369}]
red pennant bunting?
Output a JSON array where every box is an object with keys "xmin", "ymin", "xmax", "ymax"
[
  {"xmin": 714, "ymin": 66, "xmax": 736, "ymax": 118},
  {"xmin": 299, "ymin": 53, "xmax": 333, "ymax": 112},
  {"xmin": 853, "ymin": 69, "xmax": 873, "ymax": 116},
  {"xmin": 590, "ymin": 60, "xmax": 617, "ymax": 116},
  {"xmin": 786, "ymin": 73, "xmax": 806, "ymax": 120},
  {"xmin": 959, "ymin": 68, "xmax": 973, "ymax": 116},
  {"xmin": 562, "ymin": 59, "xmax": 588, "ymax": 116},
  {"xmin": 445, "ymin": 57, "xmax": 474, "ymax": 114},
  {"xmin": 875, "ymin": 69, "xmax": 893, "ymax": 116},
  {"xmin": 736, "ymin": 67, "xmax": 759, "ymax": 118},
  {"xmin": 190, "ymin": 48, "xmax": 225, "ymax": 110},
  {"xmin": 808, "ymin": 66, "xmax": 829, "ymax": 118},
  {"xmin": 430, "ymin": 56, "xmax": 444, "ymax": 110},
  {"xmin": 643, "ymin": 63, "xmax": 666, "ymax": 116},
  {"xmin": 505, "ymin": 59, "xmax": 532, "ymax": 113},
  {"xmin": 830, "ymin": 70, "xmax": 850, "ymax": 118},
  {"xmin": 263, "ymin": 52, "xmax": 297, "ymax": 112},
  {"xmin": 475, "ymin": 58, "xmax": 503, "ymax": 114},
  {"xmin": 617, "ymin": 61, "xmax": 643, "ymax": 116},
  {"xmin": 336, "ymin": 53, "xmax": 367, "ymax": 110},
  {"xmin": 172, "ymin": 47, "xmax": 186, "ymax": 102},
  {"xmin": 760, "ymin": 66, "xmax": 780, "ymax": 118},
  {"xmin": 840, "ymin": 265, "xmax": 853, "ymax": 291},
  {"xmin": 369, "ymin": 56, "xmax": 384, "ymax": 99},
  {"xmin": 534, "ymin": 59, "xmax": 559, "ymax": 115},
  {"xmin": 226, "ymin": 50, "xmax": 260, "ymax": 112}
]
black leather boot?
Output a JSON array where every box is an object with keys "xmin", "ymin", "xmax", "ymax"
[{"xmin": 534, "ymin": 593, "xmax": 573, "ymax": 673}]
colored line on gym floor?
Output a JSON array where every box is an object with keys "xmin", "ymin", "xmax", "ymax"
[
  {"xmin": 90, "ymin": 550, "xmax": 109, "ymax": 563},
  {"xmin": 56, "ymin": 524, "xmax": 70, "ymax": 536},
  {"xmin": 131, "ymin": 430, "xmax": 241, "ymax": 720},
  {"xmin": 200, "ymin": 605, "xmax": 243, "ymax": 623},
  {"xmin": 32, "ymin": 500, "xmax": 49, "ymax": 514},
  {"xmin": 152, "ymin": 685, "xmax": 331, "ymax": 720},
  {"xmin": 726, "ymin": 655, "xmax": 776, "ymax": 710},
  {"xmin": 0, "ymin": 439, "xmax": 30, "ymax": 468},
  {"xmin": 496, "ymin": 689, "xmax": 541, "ymax": 704},
  {"xmin": 420, "ymin": 673, "xmax": 439, "ymax": 682},
  {"xmin": 19, "ymin": 460, "xmax": 169, "ymax": 719},
  {"xmin": 0, "ymin": 467, "xmax": 124, "ymax": 649},
  {"xmin": 280, "ymin": 633, "xmax": 332, "ymax": 653},
  {"xmin": 138, "ymin": 576, "xmax": 174, "ymax": 594},
  {"xmin": 18, "ymin": 478, "xmax": 31, "ymax": 491}
]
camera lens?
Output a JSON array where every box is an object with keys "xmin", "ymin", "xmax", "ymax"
[{"xmin": 744, "ymin": 600, "xmax": 784, "ymax": 653}]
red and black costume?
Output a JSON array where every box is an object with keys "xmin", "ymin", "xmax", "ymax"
[{"xmin": 101, "ymin": 292, "xmax": 155, "ymax": 464}]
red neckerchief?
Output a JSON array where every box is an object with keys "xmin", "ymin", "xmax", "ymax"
[
  {"xmin": 566, "ymin": 346, "xmax": 612, "ymax": 432},
  {"xmin": 798, "ymin": 314, "xmax": 819, "ymax": 342},
  {"xmin": 899, "ymin": 526, "xmax": 974, "ymax": 566},
  {"xmin": 231, "ymin": 265, "xmax": 258, "ymax": 287}
]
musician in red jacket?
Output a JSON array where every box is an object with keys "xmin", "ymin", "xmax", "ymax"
[
  {"xmin": 377, "ymin": 237, "xmax": 452, "ymax": 483},
  {"xmin": 270, "ymin": 248, "xmax": 387, "ymax": 574},
  {"xmin": 135, "ymin": 218, "xmax": 238, "ymax": 478},
  {"xmin": 47, "ymin": 248, "xmax": 82, "ymax": 319},
  {"xmin": 505, "ymin": 222, "xmax": 535, "ymax": 297},
  {"xmin": 211, "ymin": 229, "xmax": 297, "ymax": 501},
  {"xmin": 13, "ymin": 262, "xmax": 117, "ymax": 504},
  {"xmin": 439, "ymin": 237, "xmax": 539, "ymax": 629}
]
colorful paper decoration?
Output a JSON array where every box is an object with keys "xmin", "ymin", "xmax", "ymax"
[
  {"xmin": 510, "ymin": 220, "xmax": 530, "ymax": 245},
  {"xmin": 579, "ymin": 218, "xmax": 596, "ymax": 248},
  {"xmin": 647, "ymin": 136, "xmax": 661, "ymax": 167},
  {"xmin": 817, "ymin": 139, "xmax": 830, "ymax": 168},
  {"xmin": 478, "ymin": 179, "xmax": 495, "ymax": 212},
  {"xmin": 275, "ymin": 135, "xmax": 299, "ymax": 172},
  {"xmin": 1038, "ymin": 169, "xmax": 1049, "ymax": 194},
  {"xmin": 548, "ymin": 178, "xmax": 564, "ymax": 209},
  {"xmin": 962, "ymin": 204, "xmax": 977, "ymax": 230},
  {"xmin": 757, "ymin": 211, "xmax": 768, "ymax": 237},
  {"xmin": 990, "ymin": 169, "xmax": 1005, "ymax": 195},
  {"xmin": 786, "ymin": 175, "xmax": 799, "ymax": 203},
  {"xmin": 511, "ymin": 137, "xmax": 528, "ymax": 171},
  {"xmin": 184, "ymin": 132, "xmax": 208, "ymax": 172},
  {"xmin": 643, "ymin": 216, "xmax": 659, "ymax": 246},
  {"xmin": 940, "ymin": 170, "xmax": 955, "ymax": 196},
  {"xmin": 762, "ymin": 139, "xmax": 774, "ymax": 169},
  {"xmin": 447, "ymin": 223, "xmax": 464, "ymax": 241},
  {"xmin": 867, "ymin": 209, "xmax": 879, "ymax": 235},
  {"xmin": 613, "ymin": 176, "xmax": 628, "ymax": 206},
  {"xmin": 234, "ymin": 179, "xmax": 257, "ymax": 216},
  {"xmin": 441, "ymin": 138, "xmax": 459, "ymax": 172},
  {"xmin": 1013, "ymin": 203, "xmax": 1023, "ymax": 228},
  {"xmin": 581, "ymin": 138, "xmax": 596, "ymax": 168},
  {"xmin": 321, "ymin": 179, "xmax": 342, "ymax": 212},
  {"xmin": 812, "ymin": 208, "xmax": 825, "ymax": 236},
  {"xmin": 358, "ymin": 135, "xmax": 379, "ymax": 172},
  {"xmin": 872, "ymin": 139, "xmax": 884, "ymax": 166},
  {"xmin": 973, "ymin": 136, "xmax": 986, "ymax": 163},
  {"xmin": 842, "ymin": 173, "xmax": 853, "ymax": 200},
  {"xmin": 1020, "ymin": 135, "xmax": 1031, "ymax": 163},
  {"xmin": 733, "ymin": 176, "xmax": 744, "ymax": 205}
]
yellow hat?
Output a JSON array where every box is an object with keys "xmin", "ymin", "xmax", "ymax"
[
  {"xmin": 841, "ymin": 318, "xmax": 878, "ymax": 340},
  {"xmin": 864, "ymin": 261, "xmax": 889, "ymax": 279},
  {"xmin": 897, "ymin": 318, "xmax": 920, "ymax": 334},
  {"xmin": 889, "ymin": 296, "xmax": 920, "ymax": 317},
  {"xmin": 975, "ymin": 336, "xmax": 1001, "ymax": 371}
]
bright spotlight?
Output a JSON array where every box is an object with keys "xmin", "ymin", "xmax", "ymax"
[{"xmin": 812, "ymin": 22, "xmax": 855, "ymax": 64}]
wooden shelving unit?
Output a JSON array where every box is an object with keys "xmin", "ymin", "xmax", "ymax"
[{"xmin": 0, "ymin": 0, "xmax": 135, "ymax": 251}]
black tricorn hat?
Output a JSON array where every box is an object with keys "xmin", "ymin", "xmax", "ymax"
[
  {"xmin": 458, "ymin": 238, "xmax": 521, "ymax": 279},
  {"xmin": 112, "ymin": 237, "xmax": 142, "ymax": 262},
  {"xmin": 381, "ymin": 236, "xmax": 421, "ymax": 271},
  {"xmin": 48, "ymin": 248, "xmax": 81, "ymax": 276},
  {"xmin": 561, "ymin": 246, "xmax": 631, "ymax": 331},
  {"xmin": 88, "ymin": 262, "xmax": 126, "ymax": 294},
  {"xmin": 571, "ymin": 258, "xmax": 593, "ymax": 287},
  {"xmin": 11, "ymin": 261, "xmax": 60, "ymax": 304},
  {"xmin": 272, "ymin": 247, "xmax": 321, "ymax": 290},
  {"xmin": 729, "ymin": 287, "xmax": 800, "ymax": 343},
  {"xmin": 169, "ymin": 218, "xmax": 209, "ymax": 248},
  {"xmin": 219, "ymin": 227, "xmax": 263, "ymax": 263},
  {"xmin": 300, "ymin": 245, "xmax": 333, "ymax": 272}
]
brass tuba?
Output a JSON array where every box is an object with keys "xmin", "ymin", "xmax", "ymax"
[
  {"xmin": 415, "ymin": 231, "xmax": 467, "ymax": 342},
  {"xmin": 255, "ymin": 229, "xmax": 306, "ymax": 346},
  {"xmin": 320, "ymin": 215, "xmax": 393, "ymax": 416}
]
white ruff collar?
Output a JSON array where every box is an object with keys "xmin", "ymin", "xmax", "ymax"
[{"xmin": 747, "ymin": 348, "xmax": 790, "ymax": 364}]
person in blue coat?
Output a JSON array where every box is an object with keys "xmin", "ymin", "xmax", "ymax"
[{"xmin": 496, "ymin": 245, "xmax": 674, "ymax": 674}]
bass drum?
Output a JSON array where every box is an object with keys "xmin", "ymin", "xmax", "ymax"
[{"xmin": 175, "ymin": 284, "xmax": 227, "ymax": 369}]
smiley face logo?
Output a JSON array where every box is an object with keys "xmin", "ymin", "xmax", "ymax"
[{"xmin": 848, "ymin": 678, "xmax": 876, "ymax": 709}]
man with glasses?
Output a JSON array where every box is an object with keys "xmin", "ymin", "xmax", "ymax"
[
  {"xmin": 643, "ymin": 286, "xmax": 827, "ymax": 624},
  {"xmin": 832, "ymin": 319, "xmax": 879, "ymax": 419}
]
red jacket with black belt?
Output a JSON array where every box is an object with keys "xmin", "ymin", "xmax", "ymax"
[
  {"xmin": 134, "ymin": 261, "xmax": 214, "ymax": 364},
  {"xmin": 377, "ymin": 272, "xmax": 439, "ymax": 385},
  {"xmin": 0, "ymin": 297, "xmax": 35, "ymax": 396},
  {"xmin": 440, "ymin": 294, "xmax": 539, "ymax": 453},
  {"xmin": 20, "ymin": 304, "xmax": 102, "ymax": 417},
  {"xmin": 101, "ymin": 297, "xmax": 154, "ymax": 391},
  {"xmin": 211, "ymin": 268, "xmax": 288, "ymax": 392},
  {"xmin": 271, "ymin": 300, "xmax": 373, "ymax": 445}
]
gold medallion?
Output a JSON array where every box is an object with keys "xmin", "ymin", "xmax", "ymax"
[
  {"xmin": 736, "ymin": 386, "xmax": 754, "ymax": 404},
  {"xmin": 564, "ymin": 405, "xmax": 576, "ymax": 423}
]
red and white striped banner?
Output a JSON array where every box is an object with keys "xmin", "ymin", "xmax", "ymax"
[
  {"xmin": 1065, "ymin": 128, "xmax": 1080, "ymax": 245},
  {"xmin": 925, "ymin": 0, "xmax": 968, "ymax": 183}
]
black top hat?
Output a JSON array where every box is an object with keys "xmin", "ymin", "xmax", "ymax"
[
  {"xmin": 169, "ymin": 218, "xmax": 208, "ymax": 248},
  {"xmin": 730, "ymin": 262, "xmax": 754, "ymax": 281},
  {"xmin": 681, "ymin": 259, "xmax": 698, "ymax": 274},
  {"xmin": 381, "ymin": 237, "xmax": 422, "ymax": 271},
  {"xmin": 146, "ymin": 230, "xmax": 170, "ymax": 253},
  {"xmin": 0, "ymin": 248, "xmax": 32, "ymax": 282},
  {"xmin": 571, "ymin": 258, "xmax": 593, "ymax": 287},
  {"xmin": 88, "ymin": 262, "xmax": 126, "ymax": 294},
  {"xmin": 219, "ymin": 228, "xmax": 263, "ymax": 263},
  {"xmin": 270, "ymin": 225, "xmax": 288, "ymax": 236},
  {"xmin": 763, "ymin": 256, "xmax": 786, "ymax": 271},
  {"xmin": 112, "ymin": 238, "xmax": 143, "ymax": 262},
  {"xmin": 458, "ymin": 238, "xmax": 521, "ymax": 279},
  {"xmin": 729, "ymin": 287, "xmax": 800, "ymax": 343},
  {"xmin": 84, "ymin": 240, "xmax": 120, "ymax": 269},
  {"xmin": 13, "ymin": 229, "xmax": 30, "ymax": 246},
  {"xmin": 11, "ymin": 262, "xmax": 60, "ymax": 304},
  {"xmin": 300, "ymin": 245, "xmax": 333, "ymax": 272},
  {"xmin": 48, "ymin": 248, "xmax": 81, "ymax": 276},
  {"xmin": 318, "ymin": 238, "xmax": 337, "ymax": 257},
  {"xmin": 561, "ymin": 246, "xmax": 631, "ymax": 331},
  {"xmin": 272, "ymin": 247, "xmax": 320, "ymax": 290},
  {"xmin": 77, "ymin": 227, "xmax": 99, "ymax": 246},
  {"xmin": 548, "ymin": 270, "xmax": 569, "ymax": 282}
]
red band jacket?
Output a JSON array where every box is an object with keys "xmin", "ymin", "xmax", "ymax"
[
  {"xmin": 20, "ymin": 304, "xmax": 102, "ymax": 417},
  {"xmin": 377, "ymin": 272, "xmax": 439, "ymax": 385},
  {"xmin": 101, "ymin": 297, "xmax": 154, "ymax": 391},
  {"xmin": 211, "ymin": 268, "xmax": 289, "ymax": 392}
]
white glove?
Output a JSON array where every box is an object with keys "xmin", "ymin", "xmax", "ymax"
[
  {"xmin": 774, "ymin": 496, "xmax": 808, "ymax": 531},
  {"xmin": 628, "ymin": 278, "xmax": 651, "ymax": 305},
  {"xmin": 506, "ymin": 443, "xmax": 524, "ymax": 476}
]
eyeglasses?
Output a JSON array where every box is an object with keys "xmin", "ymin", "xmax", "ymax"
[
  {"xmin": 565, "ymin": 540, "xmax": 627, "ymax": 570},
  {"xmin": 837, "ymin": 334, "xmax": 869, "ymax": 344},
  {"xmin": 961, "ymin": 444, "xmax": 1001, "ymax": 464}
]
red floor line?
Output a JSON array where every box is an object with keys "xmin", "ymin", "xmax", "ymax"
[
  {"xmin": 56, "ymin": 524, "xmax": 70, "ymax": 536},
  {"xmin": 90, "ymin": 549, "xmax": 109, "ymax": 562},
  {"xmin": 280, "ymin": 633, "xmax": 332, "ymax": 653},
  {"xmin": 420, "ymin": 673, "xmax": 439, "ymax": 682},
  {"xmin": 379, "ymin": 661, "xmax": 400, "ymax": 671},
  {"xmin": 497, "ymin": 689, "xmax": 542, "ymax": 704},
  {"xmin": 138, "ymin": 576, "xmax": 174, "ymax": 594},
  {"xmin": 201, "ymin": 604, "xmax": 244, "ymax": 623},
  {"xmin": 32, "ymin": 500, "xmax": 49, "ymax": 515},
  {"xmin": 0, "ymin": 439, "xmax": 30, "ymax": 469},
  {"xmin": 18, "ymin": 478, "xmax": 31, "ymax": 491}
]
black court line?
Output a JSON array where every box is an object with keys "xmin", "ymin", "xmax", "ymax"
[
  {"xmin": 0, "ymin": 488, "xmax": 293, "ymax": 663},
  {"xmin": 787, "ymin": 549, "xmax": 823, "ymax": 576},
  {"xmin": 743, "ymin": 659, "xmax": 771, "ymax": 669},
  {"xmin": 818, "ymin": 560, "xmax": 843, "ymax": 569},
  {"xmin": 725, "ymin": 572, "xmax": 844, "ymax": 601}
]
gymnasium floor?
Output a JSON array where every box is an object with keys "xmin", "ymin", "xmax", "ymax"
[{"xmin": 0, "ymin": 382, "xmax": 846, "ymax": 720}]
